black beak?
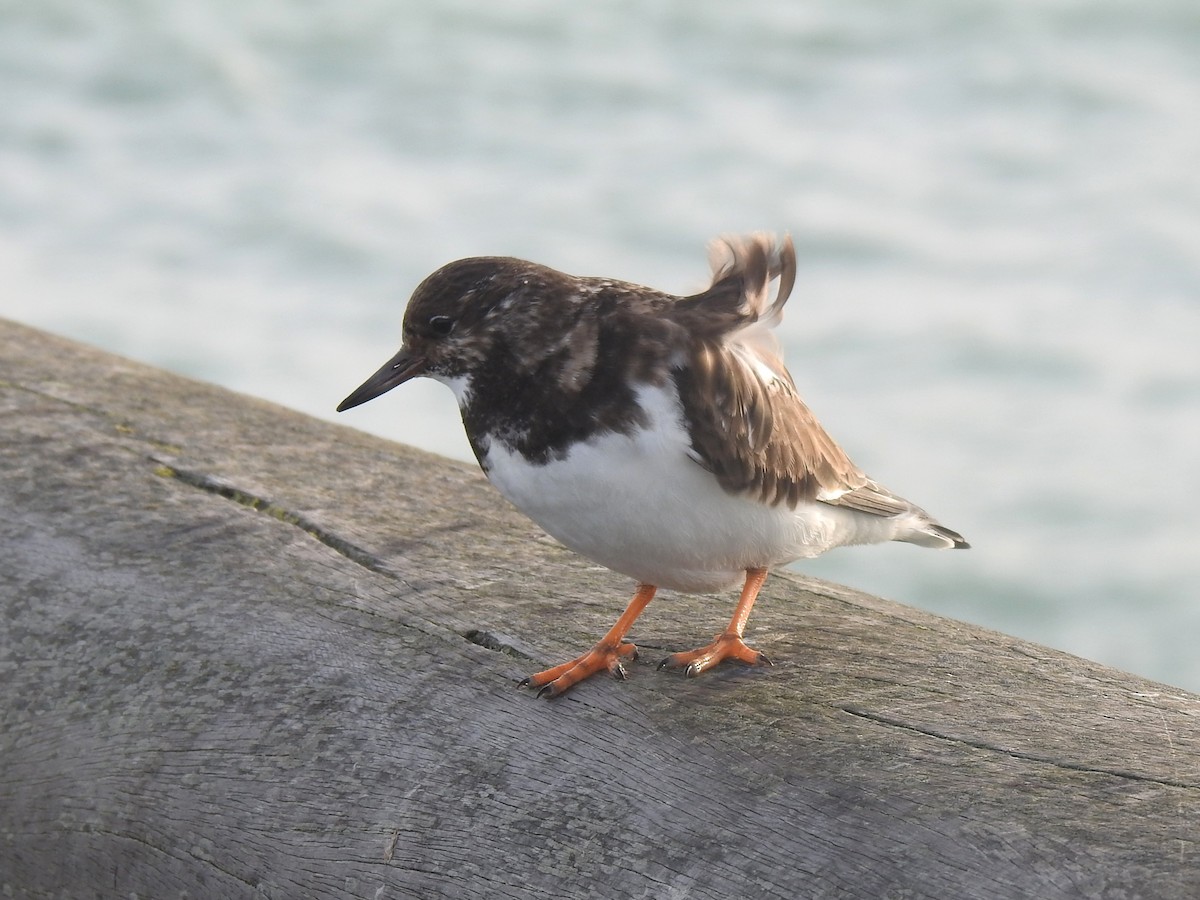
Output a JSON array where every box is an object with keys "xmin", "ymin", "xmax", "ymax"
[{"xmin": 336, "ymin": 348, "xmax": 427, "ymax": 412}]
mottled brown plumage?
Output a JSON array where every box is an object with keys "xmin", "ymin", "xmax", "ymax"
[
  {"xmin": 668, "ymin": 235, "xmax": 962, "ymax": 544},
  {"xmin": 670, "ymin": 235, "xmax": 863, "ymax": 510}
]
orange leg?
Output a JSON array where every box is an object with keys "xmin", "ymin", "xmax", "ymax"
[
  {"xmin": 659, "ymin": 567, "xmax": 772, "ymax": 677},
  {"xmin": 520, "ymin": 584, "xmax": 658, "ymax": 698}
]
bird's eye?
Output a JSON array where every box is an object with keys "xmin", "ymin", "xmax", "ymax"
[{"xmin": 427, "ymin": 315, "xmax": 455, "ymax": 337}]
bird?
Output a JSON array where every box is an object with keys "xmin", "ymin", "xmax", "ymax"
[{"xmin": 337, "ymin": 232, "xmax": 968, "ymax": 698}]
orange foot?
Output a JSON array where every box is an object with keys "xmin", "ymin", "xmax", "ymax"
[
  {"xmin": 658, "ymin": 631, "xmax": 772, "ymax": 678},
  {"xmin": 519, "ymin": 583, "xmax": 658, "ymax": 699},
  {"xmin": 658, "ymin": 567, "xmax": 773, "ymax": 679},
  {"xmin": 519, "ymin": 642, "xmax": 638, "ymax": 698}
]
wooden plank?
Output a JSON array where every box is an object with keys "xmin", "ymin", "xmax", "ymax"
[{"xmin": 2, "ymin": 318, "xmax": 1197, "ymax": 899}]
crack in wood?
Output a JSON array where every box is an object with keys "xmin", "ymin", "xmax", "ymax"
[
  {"xmin": 150, "ymin": 456, "xmax": 390, "ymax": 575},
  {"xmin": 460, "ymin": 629, "xmax": 535, "ymax": 661},
  {"xmin": 149, "ymin": 455, "xmax": 496, "ymax": 657},
  {"xmin": 839, "ymin": 704, "xmax": 1200, "ymax": 790}
]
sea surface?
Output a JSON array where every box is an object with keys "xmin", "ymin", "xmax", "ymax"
[{"xmin": 3, "ymin": 1, "xmax": 1198, "ymax": 690}]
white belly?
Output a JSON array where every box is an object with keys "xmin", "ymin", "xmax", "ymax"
[{"xmin": 477, "ymin": 383, "xmax": 886, "ymax": 592}]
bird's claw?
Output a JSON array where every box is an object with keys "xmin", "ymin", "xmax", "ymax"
[
  {"xmin": 520, "ymin": 640, "xmax": 638, "ymax": 698},
  {"xmin": 658, "ymin": 632, "xmax": 770, "ymax": 678}
]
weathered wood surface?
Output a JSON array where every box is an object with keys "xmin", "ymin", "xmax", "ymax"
[{"xmin": 1, "ymin": 317, "xmax": 1198, "ymax": 899}]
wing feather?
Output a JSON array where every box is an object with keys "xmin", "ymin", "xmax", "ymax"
[
  {"xmin": 664, "ymin": 233, "xmax": 968, "ymax": 548},
  {"xmin": 670, "ymin": 233, "xmax": 867, "ymax": 507}
]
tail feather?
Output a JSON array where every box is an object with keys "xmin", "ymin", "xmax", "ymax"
[
  {"xmin": 666, "ymin": 232, "xmax": 797, "ymax": 365},
  {"xmin": 899, "ymin": 522, "xmax": 971, "ymax": 550},
  {"xmin": 706, "ymin": 232, "xmax": 796, "ymax": 329},
  {"xmin": 821, "ymin": 481, "xmax": 970, "ymax": 550}
]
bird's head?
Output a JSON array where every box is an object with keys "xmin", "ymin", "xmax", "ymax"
[{"xmin": 337, "ymin": 256, "xmax": 581, "ymax": 413}]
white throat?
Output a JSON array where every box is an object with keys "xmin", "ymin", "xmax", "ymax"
[{"xmin": 430, "ymin": 373, "xmax": 473, "ymax": 408}]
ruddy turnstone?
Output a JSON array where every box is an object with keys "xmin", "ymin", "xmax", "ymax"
[{"xmin": 338, "ymin": 233, "xmax": 968, "ymax": 697}]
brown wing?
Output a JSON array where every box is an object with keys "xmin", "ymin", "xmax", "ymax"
[
  {"xmin": 666, "ymin": 232, "xmax": 865, "ymax": 508},
  {"xmin": 674, "ymin": 339, "xmax": 868, "ymax": 508},
  {"xmin": 824, "ymin": 479, "xmax": 923, "ymax": 518},
  {"xmin": 665, "ymin": 232, "xmax": 967, "ymax": 543}
]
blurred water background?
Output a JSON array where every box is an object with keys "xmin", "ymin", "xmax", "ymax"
[{"xmin": 3, "ymin": 1, "xmax": 1198, "ymax": 690}]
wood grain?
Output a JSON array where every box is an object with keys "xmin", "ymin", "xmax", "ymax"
[{"xmin": 2, "ymin": 318, "xmax": 1197, "ymax": 899}]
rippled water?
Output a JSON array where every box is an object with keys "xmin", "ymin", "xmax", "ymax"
[{"xmin": 4, "ymin": 1, "xmax": 1198, "ymax": 689}]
